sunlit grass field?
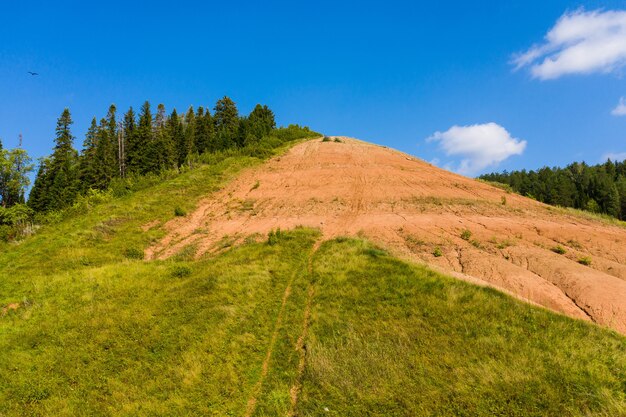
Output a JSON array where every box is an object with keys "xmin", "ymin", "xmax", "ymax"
[{"xmin": 0, "ymin": 141, "xmax": 625, "ymax": 416}]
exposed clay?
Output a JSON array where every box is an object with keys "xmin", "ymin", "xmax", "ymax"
[
  {"xmin": 146, "ymin": 138, "xmax": 626, "ymax": 334},
  {"xmin": 1, "ymin": 303, "xmax": 20, "ymax": 316}
]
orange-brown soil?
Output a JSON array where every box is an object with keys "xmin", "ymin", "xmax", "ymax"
[{"xmin": 147, "ymin": 138, "xmax": 626, "ymax": 334}]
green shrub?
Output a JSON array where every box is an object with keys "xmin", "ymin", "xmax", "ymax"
[
  {"xmin": 322, "ymin": 136, "xmax": 332, "ymax": 142},
  {"xmin": 460, "ymin": 229, "xmax": 472, "ymax": 241},
  {"xmin": 432, "ymin": 247, "xmax": 443, "ymax": 257},
  {"xmin": 551, "ymin": 246, "xmax": 567, "ymax": 255},
  {"xmin": 578, "ymin": 256, "xmax": 592, "ymax": 266},
  {"xmin": 124, "ymin": 248, "xmax": 144, "ymax": 260},
  {"xmin": 174, "ymin": 206, "xmax": 186, "ymax": 217},
  {"xmin": 470, "ymin": 239, "xmax": 482, "ymax": 249},
  {"xmin": 170, "ymin": 265, "xmax": 192, "ymax": 278},
  {"xmin": 267, "ymin": 228, "xmax": 283, "ymax": 246},
  {"xmin": 361, "ymin": 247, "xmax": 388, "ymax": 258}
]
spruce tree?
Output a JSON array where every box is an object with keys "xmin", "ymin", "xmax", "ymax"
[
  {"xmin": 245, "ymin": 104, "xmax": 276, "ymax": 144},
  {"xmin": 121, "ymin": 107, "xmax": 136, "ymax": 177},
  {"xmin": 204, "ymin": 108, "xmax": 216, "ymax": 152},
  {"xmin": 77, "ymin": 117, "xmax": 99, "ymax": 191},
  {"xmin": 93, "ymin": 118, "xmax": 116, "ymax": 189},
  {"xmin": 194, "ymin": 107, "xmax": 209, "ymax": 154},
  {"xmin": 45, "ymin": 109, "xmax": 79, "ymax": 211},
  {"xmin": 180, "ymin": 107, "xmax": 196, "ymax": 167},
  {"xmin": 28, "ymin": 157, "xmax": 51, "ymax": 212},
  {"xmin": 105, "ymin": 105, "xmax": 119, "ymax": 178},
  {"xmin": 128, "ymin": 101, "xmax": 153, "ymax": 174},
  {"xmin": 213, "ymin": 96, "xmax": 239, "ymax": 149},
  {"xmin": 167, "ymin": 109, "xmax": 185, "ymax": 168},
  {"xmin": 152, "ymin": 104, "xmax": 176, "ymax": 172}
]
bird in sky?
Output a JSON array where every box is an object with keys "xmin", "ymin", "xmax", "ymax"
[{"xmin": 27, "ymin": 71, "xmax": 39, "ymax": 76}]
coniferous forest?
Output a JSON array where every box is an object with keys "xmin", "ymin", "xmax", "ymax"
[
  {"xmin": 0, "ymin": 97, "xmax": 316, "ymax": 241},
  {"xmin": 480, "ymin": 160, "xmax": 626, "ymax": 220}
]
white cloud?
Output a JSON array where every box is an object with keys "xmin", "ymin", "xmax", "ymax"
[
  {"xmin": 602, "ymin": 152, "xmax": 626, "ymax": 161},
  {"xmin": 612, "ymin": 97, "xmax": 626, "ymax": 115},
  {"xmin": 427, "ymin": 123, "xmax": 527, "ymax": 175},
  {"xmin": 513, "ymin": 9, "xmax": 626, "ymax": 80}
]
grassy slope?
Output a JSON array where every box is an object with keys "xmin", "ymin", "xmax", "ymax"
[{"xmin": 0, "ymin": 140, "xmax": 624, "ymax": 416}]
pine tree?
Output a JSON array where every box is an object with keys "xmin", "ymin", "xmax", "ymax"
[
  {"xmin": 105, "ymin": 105, "xmax": 119, "ymax": 178},
  {"xmin": 180, "ymin": 107, "xmax": 196, "ymax": 167},
  {"xmin": 77, "ymin": 117, "xmax": 99, "ymax": 191},
  {"xmin": 128, "ymin": 101, "xmax": 153, "ymax": 174},
  {"xmin": 194, "ymin": 107, "xmax": 209, "ymax": 154},
  {"xmin": 45, "ymin": 109, "xmax": 79, "ymax": 211},
  {"xmin": 606, "ymin": 184, "xmax": 621, "ymax": 218},
  {"xmin": 121, "ymin": 107, "xmax": 136, "ymax": 177},
  {"xmin": 204, "ymin": 108, "xmax": 216, "ymax": 152},
  {"xmin": 151, "ymin": 104, "xmax": 176, "ymax": 172},
  {"xmin": 213, "ymin": 96, "xmax": 239, "ymax": 149},
  {"xmin": 28, "ymin": 157, "xmax": 51, "ymax": 212},
  {"xmin": 167, "ymin": 109, "xmax": 185, "ymax": 168},
  {"xmin": 617, "ymin": 178, "xmax": 626, "ymax": 220},
  {"xmin": 245, "ymin": 104, "xmax": 276, "ymax": 145},
  {"xmin": 93, "ymin": 117, "xmax": 116, "ymax": 188}
]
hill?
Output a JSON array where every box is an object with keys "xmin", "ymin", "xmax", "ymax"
[
  {"xmin": 0, "ymin": 137, "xmax": 625, "ymax": 416},
  {"xmin": 149, "ymin": 137, "xmax": 626, "ymax": 334}
]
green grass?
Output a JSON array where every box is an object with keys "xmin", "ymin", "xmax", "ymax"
[
  {"xmin": 0, "ymin": 138, "xmax": 625, "ymax": 416},
  {"xmin": 298, "ymin": 239, "xmax": 626, "ymax": 417}
]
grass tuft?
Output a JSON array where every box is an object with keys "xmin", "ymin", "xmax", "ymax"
[{"xmin": 124, "ymin": 247, "xmax": 144, "ymax": 260}]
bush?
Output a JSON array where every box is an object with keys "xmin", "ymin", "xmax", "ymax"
[
  {"xmin": 551, "ymin": 246, "xmax": 567, "ymax": 255},
  {"xmin": 124, "ymin": 248, "xmax": 144, "ymax": 260},
  {"xmin": 170, "ymin": 265, "xmax": 192, "ymax": 278},
  {"xmin": 361, "ymin": 247, "xmax": 388, "ymax": 258},
  {"xmin": 460, "ymin": 229, "xmax": 472, "ymax": 241},
  {"xmin": 322, "ymin": 136, "xmax": 332, "ymax": 142},
  {"xmin": 0, "ymin": 204, "xmax": 35, "ymax": 242},
  {"xmin": 267, "ymin": 228, "xmax": 283, "ymax": 246},
  {"xmin": 578, "ymin": 256, "xmax": 592, "ymax": 266},
  {"xmin": 174, "ymin": 206, "xmax": 186, "ymax": 217},
  {"xmin": 432, "ymin": 247, "xmax": 443, "ymax": 257}
]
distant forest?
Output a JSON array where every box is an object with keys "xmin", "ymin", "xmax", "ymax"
[
  {"xmin": 0, "ymin": 97, "xmax": 316, "ymax": 241},
  {"xmin": 480, "ymin": 160, "xmax": 626, "ymax": 220}
]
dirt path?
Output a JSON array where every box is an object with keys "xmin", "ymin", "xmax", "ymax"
[
  {"xmin": 147, "ymin": 137, "xmax": 626, "ymax": 334},
  {"xmin": 287, "ymin": 240, "xmax": 322, "ymax": 417},
  {"xmin": 244, "ymin": 275, "xmax": 294, "ymax": 417}
]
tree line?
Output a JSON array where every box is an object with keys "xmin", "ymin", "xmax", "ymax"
[
  {"xmin": 29, "ymin": 97, "xmax": 276, "ymax": 213},
  {"xmin": 480, "ymin": 159, "xmax": 626, "ymax": 220},
  {"xmin": 0, "ymin": 96, "xmax": 318, "ymax": 241}
]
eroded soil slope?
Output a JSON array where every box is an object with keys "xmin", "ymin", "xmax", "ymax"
[{"xmin": 147, "ymin": 138, "xmax": 626, "ymax": 333}]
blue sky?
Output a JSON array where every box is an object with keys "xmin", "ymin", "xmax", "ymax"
[{"xmin": 2, "ymin": 0, "xmax": 626, "ymax": 176}]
